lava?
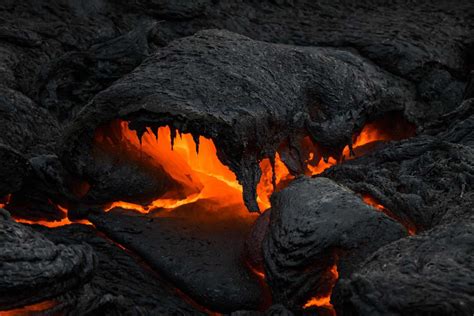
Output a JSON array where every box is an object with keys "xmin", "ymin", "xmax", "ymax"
[
  {"xmin": 0, "ymin": 300, "xmax": 57, "ymax": 315},
  {"xmin": 98, "ymin": 121, "xmax": 270, "ymax": 216},
  {"xmin": 13, "ymin": 204, "xmax": 92, "ymax": 227},
  {"xmin": 0, "ymin": 194, "xmax": 11, "ymax": 209},
  {"xmin": 303, "ymin": 264, "xmax": 339, "ymax": 314},
  {"xmin": 362, "ymin": 194, "xmax": 416, "ymax": 235},
  {"xmin": 342, "ymin": 112, "xmax": 416, "ymax": 159}
]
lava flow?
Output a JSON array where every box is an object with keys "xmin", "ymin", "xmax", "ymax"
[
  {"xmin": 0, "ymin": 300, "xmax": 57, "ymax": 316},
  {"xmin": 98, "ymin": 121, "xmax": 272, "ymax": 215},
  {"xmin": 303, "ymin": 264, "xmax": 339, "ymax": 314},
  {"xmin": 13, "ymin": 204, "xmax": 92, "ymax": 227},
  {"xmin": 362, "ymin": 194, "xmax": 416, "ymax": 235}
]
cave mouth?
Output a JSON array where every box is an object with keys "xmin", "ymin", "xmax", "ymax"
[
  {"xmin": 2, "ymin": 111, "xmax": 417, "ymax": 314},
  {"xmin": 88, "ymin": 111, "xmax": 416, "ymax": 217}
]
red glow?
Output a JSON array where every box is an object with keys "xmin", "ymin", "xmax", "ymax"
[{"xmin": 0, "ymin": 300, "xmax": 57, "ymax": 315}]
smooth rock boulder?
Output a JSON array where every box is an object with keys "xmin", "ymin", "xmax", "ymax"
[
  {"xmin": 263, "ymin": 177, "xmax": 407, "ymax": 309},
  {"xmin": 334, "ymin": 221, "xmax": 474, "ymax": 315},
  {"xmin": 89, "ymin": 200, "xmax": 262, "ymax": 313}
]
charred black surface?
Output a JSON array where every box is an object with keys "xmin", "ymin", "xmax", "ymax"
[
  {"xmin": 334, "ymin": 221, "xmax": 474, "ymax": 315},
  {"xmin": 33, "ymin": 224, "xmax": 204, "ymax": 315},
  {"xmin": 88, "ymin": 202, "xmax": 262, "ymax": 313},
  {"xmin": 0, "ymin": 209, "xmax": 96, "ymax": 310},
  {"xmin": 262, "ymin": 177, "xmax": 407, "ymax": 309}
]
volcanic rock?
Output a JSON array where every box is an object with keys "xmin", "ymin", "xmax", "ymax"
[
  {"xmin": 0, "ymin": 209, "xmax": 96, "ymax": 310},
  {"xmin": 34, "ymin": 223, "xmax": 204, "ymax": 315},
  {"xmin": 323, "ymin": 132, "xmax": 474, "ymax": 231},
  {"xmin": 334, "ymin": 221, "xmax": 474, "ymax": 315},
  {"xmin": 89, "ymin": 200, "xmax": 262, "ymax": 313},
  {"xmin": 63, "ymin": 29, "xmax": 416, "ymax": 212},
  {"xmin": 263, "ymin": 177, "xmax": 407, "ymax": 309}
]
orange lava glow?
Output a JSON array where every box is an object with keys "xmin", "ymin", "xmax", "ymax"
[
  {"xmin": 0, "ymin": 194, "xmax": 11, "ymax": 209},
  {"xmin": 342, "ymin": 114, "xmax": 416, "ymax": 159},
  {"xmin": 257, "ymin": 153, "xmax": 294, "ymax": 209},
  {"xmin": 13, "ymin": 204, "xmax": 92, "ymax": 228},
  {"xmin": 0, "ymin": 300, "xmax": 57, "ymax": 315},
  {"xmin": 303, "ymin": 264, "xmax": 339, "ymax": 313},
  {"xmin": 98, "ymin": 121, "xmax": 263, "ymax": 215},
  {"xmin": 362, "ymin": 194, "xmax": 416, "ymax": 235}
]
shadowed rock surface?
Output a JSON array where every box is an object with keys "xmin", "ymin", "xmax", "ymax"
[
  {"xmin": 262, "ymin": 177, "xmax": 407, "ymax": 309},
  {"xmin": 323, "ymin": 131, "xmax": 474, "ymax": 232},
  {"xmin": 63, "ymin": 29, "xmax": 417, "ymax": 211},
  {"xmin": 89, "ymin": 201, "xmax": 262, "ymax": 313},
  {"xmin": 334, "ymin": 221, "xmax": 474, "ymax": 315},
  {"xmin": 0, "ymin": 209, "xmax": 96, "ymax": 310},
  {"xmin": 33, "ymin": 223, "xmax": 205, "ymax": 315}
]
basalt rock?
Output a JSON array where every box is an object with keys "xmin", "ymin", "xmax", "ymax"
[
  {"xmin": 0, "ymin": 209, "xmax": 97, "ymax": 310},
  {"xmin": 33, "ymin": 224, "xmax": 205, "ymax": 315},
  {"xmin": 262, "ymin": 177, "xmax": 407, "ymax": 309},
  {"xmin": 323, "ymin": 131, "xmax": 474, "ymax": 232},
  {"xmin": 62, "ymin": 29, "xmax": 417, "ymax": 212},
  {"xmin": 334, "ymin": 221, "xmax": 474, "ymax": 315},
  {"xmin": 88, "ymin": 201, "xmax": 262, "ymax": 313}
]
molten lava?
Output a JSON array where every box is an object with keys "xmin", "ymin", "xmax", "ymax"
[
  {"xmin": 0, "ymin": 300, "xmax": 57, "ymax": 315},
  {"xmin": 13, "ymin": 204, "xmax": 92, "ymax": 227},
  {"xmin": 303, "ymin": 264, "xmax": 339, "ymax": 314},
  {"xmin": 362, "ymin": 194, "xmax": 416, "ymax": 235},
  {"xmin": 98, "ymin": 121, "xmax": 260, "ymax": 216},
  {"xmin": 342, "ymin": 112, "xmax": 416, "ymax": 159}
]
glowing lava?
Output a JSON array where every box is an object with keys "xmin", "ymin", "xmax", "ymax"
[
  {"xmin": 0, "ymin": 300, "xmax": 57, "ymax": 315},
  {"xmin": 303, "ymin": 264, "xmax": 339, "ymax": 314},
  {"xmin": 13, "ymin": 204, "xmax": 92, "ymax": 227},
  {"xmin": 362, "ymin": 194, "xmax": 416, "ymax": 235},
  {"xmin": 98, "ymin": 121, "xmax": 259, "ymax": 216}
]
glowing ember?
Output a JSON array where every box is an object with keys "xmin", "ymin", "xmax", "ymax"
[
  {"xmin": 0, "ymin": 300, "xmax": 57, "ymax": 315},
  {"xmin": 303, "ymin": 264, "xmax": 339, "ymax": 313},
  {"xmin": 362, "ymin": 194, "xmax": 416, "ymax": 235}
]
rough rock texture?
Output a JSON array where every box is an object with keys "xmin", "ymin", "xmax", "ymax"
[
  {"xmin": 0, "ymin": 209, "xmax": 96, "ymax": 310},
  {"xmin": 323, "ymin": 132, "xmax": 474, "ymax": 232},
  {"xmin": 63, "ymin": 29, "xmax": 416, "ymax": 211},
  {"xmin": 263, "ymin": 177, "xmax": 407, "ymax": 309},
  {"xmin": 34, "ymin": 224, "xmax": 205, "ymax": 315},
  {"xmin": 89, "ymin": 201, "xmax": 262, "ymax": 313},
  {"xmin": 334, "ymin": 221, "xmax": 474, "ymax": 315}
]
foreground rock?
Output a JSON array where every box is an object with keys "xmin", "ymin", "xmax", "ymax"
[
  {"xmin": 34, "ymin": 223, "xmax": 204, "ymax": 315},
  {"xmin": 263, "ymin": 177, "xmax": 407, "ymax": 309},
  {"xmin": 89, "ymin": 200, "xmax": 262, "ymax": 313},
  {"xmin": 335, "ymin": 221, "xmax": 474, "ymax": 315},
  {"xmin": 0, "ymin": 209, "xmax": 96, "ymax": 310}
]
